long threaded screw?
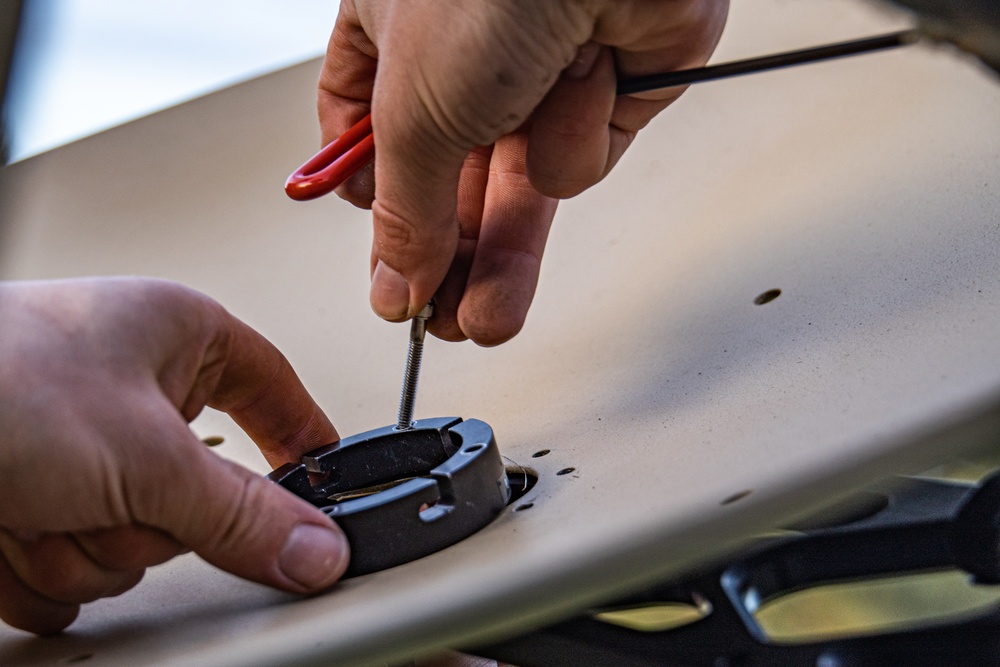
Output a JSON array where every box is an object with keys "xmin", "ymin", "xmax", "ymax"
[{"xmin": 396, "ymin": 302, "xmax": 433, "ymax": 430}]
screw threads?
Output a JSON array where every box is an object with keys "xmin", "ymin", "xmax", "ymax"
[{"xmin": 397, "ymin": 337, "xmax": 423, "ymax": 429}]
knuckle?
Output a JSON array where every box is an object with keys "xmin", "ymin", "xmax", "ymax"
[
  {"xmin": 374, "ymin": 207, "xmax": 420, "ymax": 249},
  {"xmin": 202, "ymin": 472, "xmax": 278, "ymax": 557},
  {"xmin": 129, "ymin": 276, "xmax": 198, "ymax": 307},
  {"xmin": 372, "ymin": 199, "xmax": 453, "ymax": 264}
]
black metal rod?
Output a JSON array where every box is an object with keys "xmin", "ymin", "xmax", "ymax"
[{"xmin": 617, "ymin": 30, "xmax": 919, "ymax": 96}]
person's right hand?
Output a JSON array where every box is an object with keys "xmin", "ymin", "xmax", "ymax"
[{"xmin": 318, "ymin": 0, "xmax": 728, "ymax": 345}]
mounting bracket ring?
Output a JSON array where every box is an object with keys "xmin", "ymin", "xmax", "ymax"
[{"xmin": 267, "ymin": 417, "xmax": 510, "ymax": 577}]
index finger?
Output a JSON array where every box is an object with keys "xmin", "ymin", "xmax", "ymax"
[
  {"xmin": 204, "ymin": 312, "xmax": 339, "ymax": 468},
  {"xmin": 362, "ymin": 1, "xmax": 589, "ymax": 322}
]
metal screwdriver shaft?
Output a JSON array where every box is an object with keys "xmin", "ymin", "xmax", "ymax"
[
  {"xmin": 616, "ymin": 30, "xmax": 918, "ymax": 95},
  {"xmin": 396, "ymin": 302, "xmax": 434, "ymax": 430}
]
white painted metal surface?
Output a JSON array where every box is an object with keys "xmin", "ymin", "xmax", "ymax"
[{"xmin": 1, "ymin": 2, "xmax": 998, "ymax": 665}]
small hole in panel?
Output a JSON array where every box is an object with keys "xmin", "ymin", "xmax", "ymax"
[
  {"xmin": 506, "ymin": 467, "xmax": 538, "ymax": 504},
  {"xmin": 754, "ymin": 289, "xmax": 781, "ymax": 305},
  {"xmin": 515, "ymin": 503, "xmax": 534, "ymax": 512},
  {"xmin": 721, "ymin": 489, "xmax": 753, "ymax": 505},
  {"xmin": 63, "ymin": 656, "xmax": 94, "ymax": 665},
  {"xmin": 464, "ymin": 443, "xmax": 485, "ymax": 453},
  {"xmin": 532, "ymin": 449, "xmax": 551, "ymax": 458},
  {"xmin": 201, "ymin": 435, "xmax": 225, "ymax": 447},
  {"xmin": 557, "ymin": 467, "xmax": 576, "ymax": 476}
]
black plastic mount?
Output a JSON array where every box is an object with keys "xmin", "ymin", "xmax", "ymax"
[
  {"xmin": 476, "ymin": 471, "xmax": 1000, "ymax": 666},
  {"xmin": 267, "ymin": 417, "xmax": 510, "ymax": 577}
]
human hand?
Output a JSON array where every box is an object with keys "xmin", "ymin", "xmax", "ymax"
[
  {"xmin": 0, "ymin": 277, "xmax": 348, "ymax": 635},
  {"xmin": 318, "ymin": 0, "xmax": 728, "ymax": 344}
]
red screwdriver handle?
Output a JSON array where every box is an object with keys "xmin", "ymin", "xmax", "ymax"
[{"xmin": 285, "ymin": 113, "xmax": 375, "ymax": 201}]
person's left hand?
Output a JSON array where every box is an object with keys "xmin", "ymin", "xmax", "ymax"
[{"xmin": 0, "ymin": 277, "xmax": 349, "ymax": 635}]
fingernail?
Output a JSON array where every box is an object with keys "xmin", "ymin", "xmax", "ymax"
[
  {"xmin": 565, "ymin": 41, "xmax": 601, "ymax": 79},
  {"xmin": 279, "ymin": 523, "xmax": 349, "ymax": 590},
  {"xmin": 371, "ymin": 261, "xmax": 411, "ymax": 320}
]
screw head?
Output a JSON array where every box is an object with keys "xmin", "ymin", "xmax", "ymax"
[{"xmin": 415, "ymin": 302, "xmax": 434, "ymax": 320}]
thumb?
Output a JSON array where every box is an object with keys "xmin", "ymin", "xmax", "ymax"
[{"xmin": 133, "ymin": 424, "xmax": 349, "ymax": 593}]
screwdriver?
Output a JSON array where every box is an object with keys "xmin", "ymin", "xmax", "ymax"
[
  {"xmin": 286, "ymin": 29, "xmax": 919, "ymax": 427},
  {"xmin": 285, "ymin": 30, "xmax": 918, "ymax": 201}
]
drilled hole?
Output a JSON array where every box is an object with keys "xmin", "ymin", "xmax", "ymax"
[
  {"xmin": 557, "ymin": 467, "xmax": 576, "ymax": 476},
  {"xmin": 754, "ymin": 289, "xmax": 781, "ymax": 305},
  {"xmin": 721, "ymin": 489, "xmax": 753, "ymax": 505},
  {"xmin": 201, "ymin": 435, "xmax": 225, "ymax": 447},
  {"xmin": 506, "ymin": 467, "xmax": 538, "ymax": 504},
  {"xmin": 465, "ymin": 443, "xmax": 485, "ymax": 453},
  {"xmin": 515, "ymin": 503, "xmax": 534, "ymax": 512},
  {"xmin": 532, "ymin": 449, "xmax": 551, "ymax": 458}
]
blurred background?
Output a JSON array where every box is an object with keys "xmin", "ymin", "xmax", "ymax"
[
  {"xmin": 2, "ymin": 0, "xmax": 1000, "ymax": 655},
  {"xmin": 2, "ymin": 0, "xmax": 339, "ymax": 162}
]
